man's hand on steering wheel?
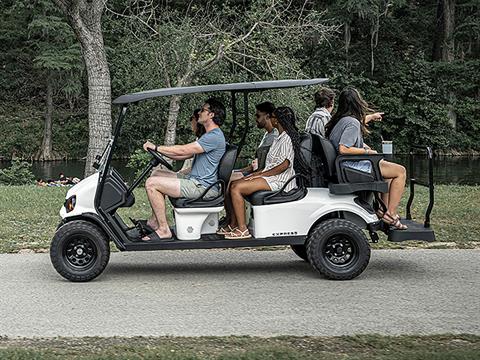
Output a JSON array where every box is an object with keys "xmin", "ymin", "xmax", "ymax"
[
  {"xmin": 143, "ymin": 141, "xmax": 156, "ymax": 152},
  {"xmin": 143, "ymin": 140, "xmax": 173, "ymax": 170}
]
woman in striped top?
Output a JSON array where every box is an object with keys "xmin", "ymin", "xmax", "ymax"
[{"xmin": 223, "ymin": 107, "xmax": 310, "ymax": 239}]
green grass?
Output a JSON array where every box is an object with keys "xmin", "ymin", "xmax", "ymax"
[
  {"xmin": 0, "ymin": 184, "xmax": 478, "ymax": 253},
  {"xmin": 0, "ymin": 335, "xmax": 479, "ymax": 359}
]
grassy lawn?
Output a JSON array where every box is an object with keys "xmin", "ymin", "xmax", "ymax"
[
  {"xmin": 0, "ymin": 184, "xmax": 478, "ymax": 253},
  {"xmin": 0, "ymin": 334, "xmax": 479, "ymax": 359}
]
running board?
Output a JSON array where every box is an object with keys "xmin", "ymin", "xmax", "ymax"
[
  {"xmin": 387, "ymin": 219, "xmax": 435, "ymax": 242},
  {"xmin": 123, "ymin": 233, "xmax": 307, "ymax": 251}
]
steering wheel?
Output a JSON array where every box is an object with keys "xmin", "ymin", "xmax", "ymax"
[{"xmin": 147, "ymin": 148, "xmax": 173, "ymax": 170}]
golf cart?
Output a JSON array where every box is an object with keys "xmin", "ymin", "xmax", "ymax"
[{"xmin": 50, "ymin": 79, "xmax": 435, "ymax": 282}]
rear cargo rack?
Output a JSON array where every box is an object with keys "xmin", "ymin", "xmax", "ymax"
[{"xmin": 406, "ymin": 145, "xmax": 435, "ymax": 228}]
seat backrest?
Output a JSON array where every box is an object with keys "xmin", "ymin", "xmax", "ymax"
[
  {"xmin": 288, "ymin": 132, "xmax": 313, "ymax": 187},
  {"xmin": 312, "ymin": 134, "xmax": 337, "ymax": 180},
  {"xmin": 298, "ymin": 132, "xmax": 313, "ymax": 165},
  {"xmin": 217, "ymin": 144, "xmax": 238, "ymax": 189},
  {"xmin": 255, "ymin": 145, "xmax": 270, "ymax": 170}
]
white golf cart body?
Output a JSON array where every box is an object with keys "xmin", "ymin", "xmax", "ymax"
[
  {"xmin": 60, "ymin": 173, "xmax": 377, "ymax": 240},
  {"xmin": 52, "ymin": 79, "xmax": 435, "ymax": 282}
]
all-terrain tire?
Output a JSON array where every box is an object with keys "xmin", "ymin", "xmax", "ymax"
[
  {"xmin": 290, "ymin": 244, "xmax": 309, "ymax": 262},
  {"xmin": 307, "ymin": 219, "xmax": 370, "ymax": 280},
  {"xmin": 50, "ymin": 220, "xmax": 110, "ymax": 282}
]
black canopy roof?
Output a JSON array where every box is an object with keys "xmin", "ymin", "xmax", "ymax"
[{"xmin": 113, "ymin": 78, "xmax": 328, "ymax": 105}]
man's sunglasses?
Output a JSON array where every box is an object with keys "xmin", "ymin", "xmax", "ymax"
[{"xmin": 255, "ymin": 112, "xmax": 269, "ymax": 119}]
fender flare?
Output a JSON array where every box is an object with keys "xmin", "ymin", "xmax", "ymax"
[{"xmin": 57, "ymin": 213, "xmax": 126, "ymax": 251}]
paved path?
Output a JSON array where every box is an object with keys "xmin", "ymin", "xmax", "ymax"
[{"xmin": 0, "ymin": 249, "xmax": 479, "ymax": 337}]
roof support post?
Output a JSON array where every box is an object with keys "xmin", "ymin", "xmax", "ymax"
[
  {"xmin": 237, "ymin": 91, "xmax": 250, "ymax": 155},
  {"xmin": 95, "ymin": 105, "xmax": 128, "ymax": 207},
  {"xmin": 228, "ymin": 91, "xmax": 237, "ymax": 142}
]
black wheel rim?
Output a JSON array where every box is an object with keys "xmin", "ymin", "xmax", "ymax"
[
  {"xmin": 63, "ymin": 236, "xmax": 97, "ymax": 270},
  {"xmin": 322, "ymin": 234, "xmax": 358, "ymax": 267}
]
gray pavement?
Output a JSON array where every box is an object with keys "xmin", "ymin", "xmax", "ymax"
[{"xmin": 0, "ymin": 249, "xmax": 479, "ymax": 337}]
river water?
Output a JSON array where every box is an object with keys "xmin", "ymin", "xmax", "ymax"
[{"xmin": 1, "ymin": 156, "xmax": 479, "ymax": 185}]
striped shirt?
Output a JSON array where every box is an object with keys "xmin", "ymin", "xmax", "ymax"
[
  {"xmin": 258, "ymin": 127, "xmax": 279, "ymax": 147},
  {"xmin": 305, "ymin": 107, "xmax": 331, "ymax": 137},
  {"xmin": 261, "ymin": 131, "xmax": 296, "ymax": 192}
]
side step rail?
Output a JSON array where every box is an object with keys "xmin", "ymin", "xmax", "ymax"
[
  {"xmin": 406, "ymin": 145, "xmax": 434, "ymax": 227},
  {"xmin": 388, "ymin": 145, "xmax": 435, "ymax": 242}
]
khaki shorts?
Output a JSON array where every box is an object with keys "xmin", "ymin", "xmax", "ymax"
[{"xmin": 176, "ymin": 173, "xmax": 219, "ymax": 199}]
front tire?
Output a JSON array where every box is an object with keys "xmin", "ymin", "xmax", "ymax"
[
  {"xmin": 50, "ymin": 220, "xmax": 110, "ymax": 282},
  {"xmin": 307, "ymin": 219, "xmax": 370, "ymax": 280}
]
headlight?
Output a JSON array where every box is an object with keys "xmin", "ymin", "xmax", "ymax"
[{"xmin": 64, "ymin": 195, "xmax": 76, "ymax": 213}]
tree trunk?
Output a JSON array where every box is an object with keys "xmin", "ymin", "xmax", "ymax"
[
  {"xmin": 54, "ymin": 0, "xmax": 111, "ymax": 177},
  {"xmin": 163, "ymin": 74, "xmax": 193, "ymax": 147},
  {"xmin": 344, "ymin": 22, "xmax": 351, "ymax": 69},
  {"xmin": 164, "ymin": 95, "xmax": 182, "ymax": 146},
  {"xmin": 432, "ymin": 0, "xmax": 457, "ymax": 129},
  {"xmin": 433, "ymin": 0, "xmax": 456, "ymax": 62},
  {"xmin": 35, "ymin": 73, "xmax": 56, "ymax": 161},
  {"xmin": 82, "ymin": 39, "xmax": 111, "ymax": 177},
  {"xmin": 447, "ymin": 91, "xmax": 457, "ymax": 129}
]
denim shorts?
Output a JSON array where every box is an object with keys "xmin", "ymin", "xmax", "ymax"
[
  {"xmin": 343, "ymin": 160, "xmax": 372, "ymax": 173},
  {"xmin": 176, "ymin": 173, "xmax": 219, "ymax": 199}
]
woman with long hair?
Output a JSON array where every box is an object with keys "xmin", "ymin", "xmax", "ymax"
[
  {"xmin": 222, "ymin": 106, "xmax": 310, "ymax": 239},
  {"xmin": 325, "ymin": 87, "xmax": 408, "ymax": 230}
]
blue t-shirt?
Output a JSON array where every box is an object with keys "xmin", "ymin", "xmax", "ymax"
[{"xmin": 188, "ymin": 127, "xmax": 226, "ymax": 187}]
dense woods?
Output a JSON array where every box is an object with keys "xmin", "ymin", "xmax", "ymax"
[{"xmin": 1, "ymin": 0, "xmax": 479, "ymax": 173}]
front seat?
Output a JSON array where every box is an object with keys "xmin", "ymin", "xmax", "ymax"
[{"xmin": 169, "ymin": 144, "xmax": 238, "ymax": 208}]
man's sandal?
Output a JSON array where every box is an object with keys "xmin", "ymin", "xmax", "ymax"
[
  {"xmin": 224, "ymin": 228, "xmax": 252, "ymax": 240},
  {"xmin": 216, "ymin": 225, "xmax": 238, "ymax": 235},
  {"xmin": 382, "ymin": 212, "xmax": 408, "ymax": 230},
  {"xmin": 141, "ymin": 231, "xmax": 174, "ymax": 242}
]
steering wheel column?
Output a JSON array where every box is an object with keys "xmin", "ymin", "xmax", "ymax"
[{"xmin": 126, "ymin": 148, "xmax": 173, "ymax": 195}]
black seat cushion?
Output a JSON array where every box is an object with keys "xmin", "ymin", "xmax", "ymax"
[
  {"xmin": 169, "ymin": 196, "xmax": 224, "ymax": 208},
  {"xmin": 329, "ymin": 182, "xmax": 388, "ymax": 195},
  {"xmin": 246, "ymin": 187, "xmax": 307, "ymax": 206}
]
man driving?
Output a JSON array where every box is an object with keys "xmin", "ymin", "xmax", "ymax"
[{"xmin": 141, "ymin": 98, "xmax": 226, "ymax": 241}]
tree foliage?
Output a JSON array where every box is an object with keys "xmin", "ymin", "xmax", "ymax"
[
  {"xmin": 0, "ymin": 0, "xmax": 479, "ymax": 162},
  {"xmin": 0, "ymin": 161, "xmax": 35, "ymax": 185}
]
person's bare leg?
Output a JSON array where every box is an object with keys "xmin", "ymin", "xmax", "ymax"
[
  {"xmin": 144, "ymin": 176, "xmax": 182, "ymax": 239},
  {"xmin": 151, "ymin": 168, "xmax": 177, "ymax": 178},
  {"xmin": 226, "ymin": 179, "xmax": 242, "ymax": 229},
  {"xmin": 230, "ymin": 178, "xmax": 270, "ymax": 232},
  {"xmin": 223, "ymin": 173, "xmax": 244, "ymax": 229},
  {"xmin": 146, "ymin": 169, "xmax": 178, "ymax": 229},
  {"xmin": 380, "ymin": 161, "xmax": 407, "ymax": 216},
  {"xmin": 380, "ymin": 178, "xmax": 392, "ymax": 213},
  {"xmin": 224, "ymin": 192, "xmax": 237, "ymax": 228}
]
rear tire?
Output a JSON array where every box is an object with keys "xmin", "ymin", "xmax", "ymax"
[
  {"xmin": 290, "ymin": 244, "xmax": 309, "ymax": 262},
  {"xmin": 307, "ymin": 219, "xmax": 370, "ymax": 280},
  {"xmin": 50, "ymin": 220, "xmax": 110, "ymax": 282}
]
